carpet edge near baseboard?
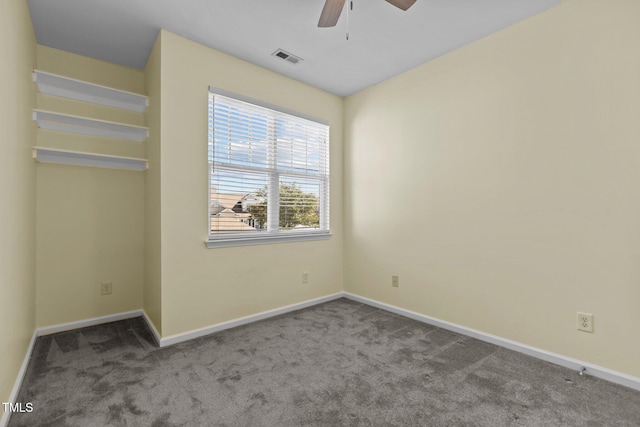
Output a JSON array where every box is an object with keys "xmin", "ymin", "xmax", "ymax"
[
  {"xmin": 2, "ymin": 293, "xmax": 344, "ymax": 426},
  {"xmin": 5, "ymin": 290, "xmax": 639, "ymax": 427},
  {"xmin": 1, "ymin": 331, "xmax": 37, "ymax": 427},
  {"xmin": 2, "ymin": 310, "xmax": 144, "ymax": 427},
  {"xmin": 343, "ymin": 291, "xmax": 640, "ymax": 392},
  {"xmin": 157, "ymin": 293, "xmax": 345, "ymax": 347}
]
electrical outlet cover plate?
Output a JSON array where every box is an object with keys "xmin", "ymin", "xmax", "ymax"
[
  {"xmin": 101, "ymin": 282, "xmax": 113, "ymax": 295},
  {"xmin": 577, "ymin": 312, "xmax": 593, "ymax": 333},
  {"xmin": 392, "ymin": 275, "xmax": 399, "ymax": 288}
]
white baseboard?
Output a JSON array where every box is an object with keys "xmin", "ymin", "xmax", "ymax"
[
  {"xmin": 141, "ymin": 309, "xmax": 162, "ymax": 347},
  {"xmin": 4, "ymin": 291, "xmax": 638, "ymax": 427},
  {"xmin": 1, "ymin": 331, "xmax": 37, "ymax": 427},
  {"xmin": 36, "ymin": 310, "xmax": 144, "ymax": 336},
  {"xmin": 2, "ymin": 309, "xmax": 146, "ymax": 427},
  {"xmin": 158, "ymin": 293, "xmax": 345, "ymax": 347},
  {"xmin": 344, "ymin": 292, "xmax": 640, "ymax": 392},
  {"xmin": 2, "ymin": 295, "xmax": 342, "ymax": 425}
]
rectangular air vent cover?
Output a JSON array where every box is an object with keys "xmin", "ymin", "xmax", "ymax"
[{"xmin": 272, "ymin": 49, "xmax": 303, "ymax": 65}]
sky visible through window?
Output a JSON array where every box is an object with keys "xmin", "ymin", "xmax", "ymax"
[{"xmin": 209, "ymin": 102, "xmax": 324, "ymax": 197}]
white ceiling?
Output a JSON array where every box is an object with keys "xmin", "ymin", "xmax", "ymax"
[{"xmin": 27, "ymin": 0, "xmax": 560, "ymax": 96}]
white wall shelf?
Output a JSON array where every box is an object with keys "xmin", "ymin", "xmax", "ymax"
[
  {"xmin": 33, "ymin": 109, "xmax": 149, "ymax": 142},
  {"xmin": 33, "ymin": 70, "xmax": 149, "ymax": 112},
  {"xmin": 33, "ymin": 147, "xmax": 148, "ymax": 171}
]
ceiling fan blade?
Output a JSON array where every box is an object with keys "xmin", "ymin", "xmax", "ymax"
[
  {"xmin": 385, "ymin": 0, "xmax": 416, "ymax": 11},
  {"xmin": 318, "ymin": 0, "xmax": 346, "ymax": 27}
]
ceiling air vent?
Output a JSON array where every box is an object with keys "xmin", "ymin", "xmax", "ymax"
[{"xmin": 272, "ymin": 49, "xmax": 303, "ymax": 65}]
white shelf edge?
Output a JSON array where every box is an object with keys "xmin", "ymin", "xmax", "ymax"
[
  {"xmin": 33, "ymin": 147, "xmax": 148, "ymax": 171},
  {"xmin": 33, "ymin": 109, "xmax": 149, "ymax": 142},
  {"xmin": 33, "ymin": 70, "xmax": 149, "ymax": 112}
]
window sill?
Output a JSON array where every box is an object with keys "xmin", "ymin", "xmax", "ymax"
[{"xmin": 205, "ymin": 231, "xmax": 331, "ymax": 249}]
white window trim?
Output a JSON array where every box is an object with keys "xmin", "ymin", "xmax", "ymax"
[
  {"xmin": 206, "ymin": 88, "xmax": 331, "ymax": 249},
  {"xmin": 205, "ymin": 230, "xmax": 331, "ymax": 249}
]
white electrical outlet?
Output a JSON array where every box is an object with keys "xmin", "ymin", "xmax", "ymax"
[
  {"xmin": 577, "ymin": 312, "xmax": 593, "ymax": 333},
  {"xmin": 101, "ymin": 281, "xmax": 113, "ymax": 295},
  {"xmin": 302, "ymin": 272, "xmax": 309, "ymax": 284},
  {"xmin": 392, "ymin": 275, "xmax": 399, "ymax": 288}
]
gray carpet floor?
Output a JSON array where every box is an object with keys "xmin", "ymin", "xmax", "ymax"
[{"xmin": 9, "ymin": 298, "xmax": 640, "ymax": 426}]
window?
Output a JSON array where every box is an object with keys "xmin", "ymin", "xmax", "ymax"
[{"xmin": 207, "ymin": 89, "xmax": 330, "ymax": 248}]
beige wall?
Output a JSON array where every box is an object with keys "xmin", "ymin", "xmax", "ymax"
[
  {"xmin": 157, "ymin": 31, "xmax": 344, "ymax": 336},
  {"xmin": 144, "ymin": 35, "xmax": 163, "ymax": 334},
  {"xmin": 344, "ymin": 0, "xmax": 640, "ymax": 377},
  {"xmin": 35, "ymin": 47, "xmax": 145, "ymax": 327},
  {"xmin": 0, "ymin": 0, "xmax": 36, "ymax": 403}
]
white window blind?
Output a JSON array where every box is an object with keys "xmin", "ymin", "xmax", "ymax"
[{"xmin": 207, "ymin": 90, "xmax": 330, "ymax": 247}]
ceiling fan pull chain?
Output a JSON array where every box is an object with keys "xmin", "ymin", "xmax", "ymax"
[
  {"xmin": 346, "ymin": 0, "xmax": 350, "ymax": 40},
  {"xmin": 346, "ymin": 0, "xmax": 354, "ymax": 40}
]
